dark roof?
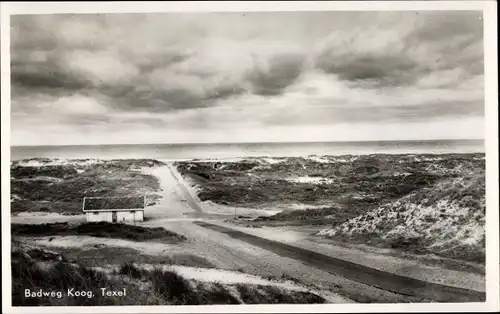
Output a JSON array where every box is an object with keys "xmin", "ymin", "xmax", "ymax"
[{"xmin": 83, "ymin": 196, "xmax": 144, "ymax": 211}]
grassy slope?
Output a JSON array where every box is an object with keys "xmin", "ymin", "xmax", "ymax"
[
  {"xmin": 10, "ymin": 158, "xmax": 164, "ymax": 214},
  {"xmin": 12, "ymin": 222, "xmax": 187, "ymax": 242},
  {"xmin": 51, "ymin": 246, "xmax": 217, "ymax": 269},
  {"xmin": 175, "ymin": 154, "xmax": 480, "ymax": 209},
  {"xmin": 12, "ymin": 244, "xmax": 325, "ymax": 306},
  {"xmin": 318, "ymin": 168, "xmax": 485, "ymax": 262}
]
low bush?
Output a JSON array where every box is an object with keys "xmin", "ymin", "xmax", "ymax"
[
  {"xmin": 12, "ymin": 246, "xmax": 325, "ymax": 307},
  {"xmin": 12, "ymin": 253, "xmax": 118, "ymax": 306},
  {"xmin": 11, "ymin": 222, "xmax": 186, "ymax": 242},
  {"xmin": 10, "ymin": 159, "xmax": 163, "ymax": 214}
]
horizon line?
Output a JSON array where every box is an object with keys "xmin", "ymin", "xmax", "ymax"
[{"xmin": 10, "ymin": 138, "xmax": 485, "ymax": 148}]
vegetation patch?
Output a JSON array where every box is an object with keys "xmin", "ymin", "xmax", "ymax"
[
  {"xmin": 174, "ymin": 153, "xmax": 483, "ymax": 211},
  {"xmin": 117, "ymin": 263, "xmax": 325, "ymax": 305},
  {"xmin": 318, "ymin": 170, "xmax": 485, "ymax": 263},
  {"xmin": 12, "ymin": 244, "xmax": 325, "ymax": 306},
  {"xmin": 12, "ymin": 252, "xmax": 135, "ymax": 306},
  {"xmin": 11, "ymin": 159, "xmax": 164, "ymax": 214},
  {"xmin": 252, "ymin": 206, "xmax": 361, "ymax": 227},
  {"xmin": 176, "ymin": 154, "xmax": 485, "ymax": 263},
  {"xmin": 235, "ymin": 283, "xmax": 324, "ymax": 304},
  {"xmin": 55, "ymin": 246, "xmax": 215, "ymax": 269},
  {"xmin": 12, "ymin": 222, "xmax": 186, "ymax": 242}
]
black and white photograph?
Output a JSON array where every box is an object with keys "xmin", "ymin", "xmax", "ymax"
[{"xmin": 1, "ymin": 1, "xmax": 498, "ymax": 313}]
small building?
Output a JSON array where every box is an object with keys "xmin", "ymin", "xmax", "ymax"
[{"xmin": 82, "ymin": 196, "xmax": 145, "ymax": 224}]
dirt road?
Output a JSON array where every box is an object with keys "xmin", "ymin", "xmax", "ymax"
[{"xmin": 142, "ymin": 164, "xmax": 485, "ymax": 303}]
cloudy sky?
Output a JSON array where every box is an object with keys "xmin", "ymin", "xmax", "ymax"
[{"xmin": 10, "ymin": 11, "xmax": 484, "ymax": 146}]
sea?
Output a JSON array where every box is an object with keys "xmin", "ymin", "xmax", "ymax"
[{"xmin": 10, "ymin": 139, "xmax": 485, "ymax": 161}]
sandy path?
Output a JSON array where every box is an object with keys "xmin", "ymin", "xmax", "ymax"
[
  {"xmin": 167, "ymin": 164, "xmax": 282, "ymax": 217},
  {"xmin": 140, "ymin": 166, "xmax": 197, "ymax": 219}
]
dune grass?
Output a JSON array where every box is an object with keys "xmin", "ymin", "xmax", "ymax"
[
  {"xmin": 175, "ymin": 154, "xmax": 484, "ymax": 214},
  {"xmin": 116, "ymin": 262, "xmax": 325, "ymax": 305},
  {"xmin": 177, "ymin": 153, "xmax": 485, "ymax": 263},
  {"xmin": 11, "ymin": 222, "xmax": 186, "ymax": 242},
  {"xmin": 55, "ymin": 246, "xmax": 216, "ymax": 269},
  {"xmin": 12, "ymin": 247, "xmax": 326, "ymax": 306},
  {"xmin": 10, "ymin": 159, "xmax": 164, "ymax": 214},
  {"xmin": 12, "ymin": 252, "xmax": 127, "ymax": 306},
  {"xmin": 318, "ymin": 171, "xmax": 485, "ymax": 263}
]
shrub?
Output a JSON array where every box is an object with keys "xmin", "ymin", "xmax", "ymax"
[
  {"xmin": 11, "ymin": 254, "xmax": 116, "ymax": 306},
  {"xmin": 11, "ymin": 222, "xmax": 186, "ymax": 242},
  {"xmin": 118, "ymin": 262, "xmax": 147, "ymax": 279},
  {"xmin": 148, "ymin": 267, "xmax": 195, "ymax": 304}
]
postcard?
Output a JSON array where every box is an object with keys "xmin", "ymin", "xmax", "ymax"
[{"xmin": 1, "ymin": 1, "xmax": 498, "ymax": 313}]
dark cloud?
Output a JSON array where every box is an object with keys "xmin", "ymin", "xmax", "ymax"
[
  {"xmin": 10, "ymin": 46, "xmax": 91, "ymax": 93},
  {"xmin": 316, "ymin": 54, "xmax": 419, "ymax": 88},
  {"xmin": 246, "ymin": 53, "xmax": 305, "ymax": 96},
  {"xmin": 10, "ymin": 52, "xmax": 246, "ymax": 114},
  {"xmin": 8, "ymin": 11, "xmax": 486, "ymax": 144},
  {"xmin": 10, "ymin": 15, "xmax": 310, "ymax": 113},
  {"xmin": 96, "ymin": 81, "xmax": 246, "ymax": 113},
  {"xmin": 203, "ymin": 84, "xmax": 248, "ymax": 101},
  {"xmin": 314, "ymin": 11, "xmax": 483, "ymax": 89},
  {"xmin": 11, "ymin": 66, "xmax": 91, "ymax": 91},
  {"xmin": 133, "ymin": 52, "xmax": 191, "ymax": 74},
  {"xmin": 11, "ymin": 12, "xmax": 483, "ymax": 113}
]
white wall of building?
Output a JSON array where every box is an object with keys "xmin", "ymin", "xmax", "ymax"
[
  {"xmin": 134, "ymin": 210, "xmax": 144, "ymax": 222},
  {"xmin": 117, "ymin": 211, "xmax": 134, "ymax": 223},
  {"xmin": 85, "ymin": 210, "xmax": 144, "ymax": 223},
  {"xmin": 86, "ymin": 211, "xmax": 112, "ymax": 222}
]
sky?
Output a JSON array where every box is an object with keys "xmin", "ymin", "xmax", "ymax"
[{"xmin": 10, "ymin": 11, "xmax": 485, "ymax": 146}]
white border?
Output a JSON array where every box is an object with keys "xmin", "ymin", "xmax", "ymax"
[{"xmin": 1, "ymin": 1, "xmax": 498, "ymax": 313}]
